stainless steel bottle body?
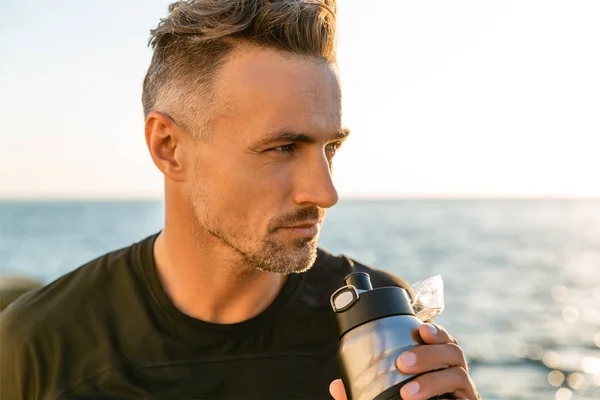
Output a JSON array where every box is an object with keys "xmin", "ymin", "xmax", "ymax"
[{"xmin": 339, "ymin": 314, "xmax": 423, "ymax": 400}]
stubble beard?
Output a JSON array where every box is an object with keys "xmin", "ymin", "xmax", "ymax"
[
  {"xmin": 232, "ymin": 235, "xmax": 320, "ymax": 274},
  {"xmin": 189, "ymin": 186, "xmax": 322, "ymax": 274}
]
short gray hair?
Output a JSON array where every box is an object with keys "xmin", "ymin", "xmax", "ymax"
[{"xmin": 142, "ymin": 0, "xmax": 338, "ymax": 139}]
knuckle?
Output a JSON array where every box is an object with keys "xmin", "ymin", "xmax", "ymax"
[
  {"xmin": 451, "ymin": 365, "xmax": 470, "ymax": 380},
  {"xmin": 432, "ymin": 323, "xmax": 449, "ymax": 337},
  {"xmin": 448, "ymin": 342, "xmax": 463, "ymax": 355},
  {"xmin": 431, "ymin": 323, "xmax": 460, "ymax": 345},
  {"xmin": 449, "ymin": 343, "xmax": 467, "ymax": 364},
  {"xmin": 438, "ymin": 330, "xmax": 455, "ymax": 344},
  {"xmin": 448, "ymin": 343, "xmax": 469, "ymax": 369}
]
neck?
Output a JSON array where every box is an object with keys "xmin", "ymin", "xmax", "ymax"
[{"xmin": 153, "ymin": 197, "xmax": 287, "ymax": 324}]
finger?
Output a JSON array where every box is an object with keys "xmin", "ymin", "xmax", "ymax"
[
  {"xmin": 419, "ymin": 323, "xmax": 459, "ymax": 345},
  {"xmin": 329, "ymin": 379, "xmax": 348, "ymax": 400},
  {"xmin": 399, "ymin": 366, "xmax": 476, "ymax": 400},
  {"xmin": 397, "ymin": 343, "xmax": 468, "ymax": 374}
]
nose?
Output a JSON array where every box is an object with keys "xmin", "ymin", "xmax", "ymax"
[{"xmin": 292, "ymin": 151, "xmax": 339, "ymax": 209}]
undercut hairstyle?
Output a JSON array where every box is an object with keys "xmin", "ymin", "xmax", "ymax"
[{"xmin": 142, "ymin": 0, "xmax": 338, "ymax": 139}]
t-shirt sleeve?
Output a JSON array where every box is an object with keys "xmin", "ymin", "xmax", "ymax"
[{"xmin": 0, "ymin": 306, "xmax": 41, "ymax": 400}]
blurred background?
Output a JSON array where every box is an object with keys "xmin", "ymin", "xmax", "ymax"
[{"xmin": 1, "ymin": 1, "xmax": 599, "ymax": 399}]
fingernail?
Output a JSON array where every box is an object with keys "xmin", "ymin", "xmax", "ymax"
[
  {"xmin": 404, "ymin": 381, "xmax": 420, "ymax": 395},
  {"xmin": 425, "ymin": 324, "xmax": 438, "ymax": 336},
  {"xmin": 399, "ymin": 352, "xmax": 416, "ymax": 366}
]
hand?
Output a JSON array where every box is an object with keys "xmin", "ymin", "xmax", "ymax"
[{"xmin": 329, "ymin": 323, "xmax": 480, "ymax": 400}]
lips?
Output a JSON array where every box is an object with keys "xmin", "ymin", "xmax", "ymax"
[
  {"xmin": 280, "ymin": 219, "xmax": 320, "ymax": 229},
  {"xmin": 284, "ymin": 220, "xmax": 320, "ymax": 229},
  {"xmin": 279, "ymin": 221, "xmax": 321, "ymax": 237}
]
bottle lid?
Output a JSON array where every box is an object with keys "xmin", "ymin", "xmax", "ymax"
[{"xmin": 330, "ymin": 272, "xmax": 416, "ymax": 337}]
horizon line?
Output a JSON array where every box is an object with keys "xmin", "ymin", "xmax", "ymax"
[{"xmin": 1, "ymin": 195, "xmax": 599, "ymax": 203}]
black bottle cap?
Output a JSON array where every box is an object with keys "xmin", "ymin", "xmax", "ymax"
[
  {"xmin": 344, "ymin": 272, "xmax": 373, "ymax": 291},
  {"xmin": 331, "ymin": 273, "xmax": 416, "ymax": 338}
]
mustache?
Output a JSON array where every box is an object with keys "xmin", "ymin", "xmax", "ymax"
[{"xmin": 269, "ymin": 207, "xmax": 325, "ymax": 233}]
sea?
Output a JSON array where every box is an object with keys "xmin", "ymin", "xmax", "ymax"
[{"xmin": 1, "ymin": 199, "xmax": 599, "ymax": 400}]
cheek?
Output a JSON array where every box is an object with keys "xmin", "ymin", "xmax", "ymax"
[
  {"xmin": 196, "ymin": 133, "xmax": 296, "ymax": 198},
  {"xmin": 228, "ymin": 154, "xmax": 296, "ymax": 202},
  {"xmin": 196, "ymin": 156, "xmax": 293, "ymax": 230}
]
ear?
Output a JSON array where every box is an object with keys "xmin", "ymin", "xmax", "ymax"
[{"xmin": 144, "ymin": 111, "xmax": 190, "ymax": 182}]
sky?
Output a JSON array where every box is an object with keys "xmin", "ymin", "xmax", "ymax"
[{"xmin": 1, "ymin": 0, "xmax": 599, "ymax": 200}]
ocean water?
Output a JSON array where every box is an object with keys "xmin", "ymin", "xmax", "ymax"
[{"xmin": 1, "ymin": 199, "xmax": 599, "ymax": 400}]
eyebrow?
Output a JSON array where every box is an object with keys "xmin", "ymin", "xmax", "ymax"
[{"xmin": 257, "ymin": 128, "xmax": 351, "ymax": 147}]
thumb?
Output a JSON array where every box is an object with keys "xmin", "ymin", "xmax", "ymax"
[{"xmin": 329, "ymin": 379, "xmax": 348, "ymax": 400}]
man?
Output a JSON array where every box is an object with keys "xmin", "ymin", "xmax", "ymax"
[{"xmin": 0, "ymin": 1, "xmax": 480, "ymax": 399}]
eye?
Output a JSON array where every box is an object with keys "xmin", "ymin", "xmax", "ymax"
[
  {"xmin": 268, "ymin": 144, "xmax": 296, "ymax": 153},
  {"xmin": 325, "ymin": 141, "xmax": 343, "ymax": 157}
]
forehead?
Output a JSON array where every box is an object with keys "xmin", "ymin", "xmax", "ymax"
[{"xmin": 210, "ymin": 46, "xmax": 342, "ymax": 141}]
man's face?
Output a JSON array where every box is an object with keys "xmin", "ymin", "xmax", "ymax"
[{"xmin": 186, "ymin": 46, "xmax": 345, "ymax": 274}]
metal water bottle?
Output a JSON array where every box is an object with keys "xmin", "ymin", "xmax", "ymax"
[{"xmin": 330, "ymin": 272, "xmax": 424, "ymax": 400}]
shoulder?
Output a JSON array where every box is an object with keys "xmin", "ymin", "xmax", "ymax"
[
  {"xmin": 0, "ymin": 234, "xmax": 156, "ymax": 398},
  {"xmin": 315, "ymin": 248, "xmax": 413, "ymax": 293},
  {"xmin": 300, "ymin": 248, "xmax": 414, "ymax": 307},
  {"xmin": 0, "ymin": 235, "xmax": 149, "ymax": 346}
]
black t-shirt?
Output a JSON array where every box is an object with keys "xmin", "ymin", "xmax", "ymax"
[{"xmin": 0, "ymin": 233, "xmax": 412, "ymax": 399}]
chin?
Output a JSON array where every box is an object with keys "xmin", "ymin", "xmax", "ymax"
[
  {"xmin": 285, "ymin": 242, "xmax": 319, "ymax": 274},
  {"xmin": 253, "ymin": 239, "xmax": 318, "ymax": 274}
]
